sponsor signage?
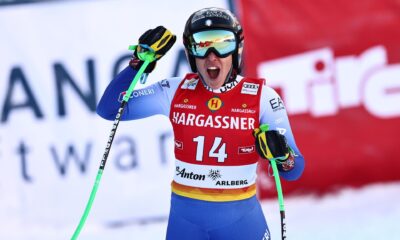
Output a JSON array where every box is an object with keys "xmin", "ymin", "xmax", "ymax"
[
  {"xmin": 240, "ymin": 0, "xmax": 400, "ymax": 197},
  {"xmin": 0, "ymin": 0, "xmax": 228, "ymax": 238}
]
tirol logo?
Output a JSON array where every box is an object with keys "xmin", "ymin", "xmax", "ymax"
[
  {"xmin": 257, "ymin": 46, "xmax": 400, "ymax": 118},
  {"xmin": 174, "ymin": 140, "xmax": 183, "ymax": 150},
  {"xmin": 238, "ymin": 145, "xmax": 255, "ymax": 154},
  {"xmin": 207, "ymin": 96, "xmax": 223, "ymax": 112}
]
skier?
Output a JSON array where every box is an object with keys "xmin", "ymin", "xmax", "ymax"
[{"xmin": 97, "ymin": 7, "xmax": 305, "ymax": 240}]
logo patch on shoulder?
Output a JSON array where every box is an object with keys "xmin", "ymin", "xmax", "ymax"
[
  {"xmin": 241, "ymin": 82, "xmax": 260, "ymax": 95},
  {"xmin": 181, "ymin": 78, "xmax": 199, "ymax": 90}
]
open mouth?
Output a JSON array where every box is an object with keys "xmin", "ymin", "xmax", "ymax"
[{"xmin": 207, "ymin": 66, "xmax": 220, "ymax": 79}]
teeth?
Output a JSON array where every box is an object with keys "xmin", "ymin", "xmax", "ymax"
[{"xmin": 208, "ymin": 66, "xmax": 218, "ymax": 70}]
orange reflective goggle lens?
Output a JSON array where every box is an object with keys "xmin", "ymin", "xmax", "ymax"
[{"xmin": 188, "ymin": 30, "xmax": 237, "ymax": 58}]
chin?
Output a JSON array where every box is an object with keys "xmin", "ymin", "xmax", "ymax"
[{"xmin": 209, "ymin": 80, "xmax": 224, "ymax": 89}]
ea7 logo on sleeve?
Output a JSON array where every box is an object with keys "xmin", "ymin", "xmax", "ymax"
[
  {"xmin": 241, "ymin": 83, "xmax": 259, "ymax": 95},
  {"xmin": 269, "ymin": 97, "xmax": 285, "ymax": 112}
]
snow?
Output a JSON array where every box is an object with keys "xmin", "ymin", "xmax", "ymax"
[
  {"xmin": 265, "ymin": 182, "xmax": 400, "ymax": 240},
  {"xmin": 1, "ymin": 182, "xmax": 399, "ymax": 240}
]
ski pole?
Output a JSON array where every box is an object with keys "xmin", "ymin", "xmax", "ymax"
[
  {"xmin": 71, "ymin": 46, "xmax": 156, "ymax": 240},
  {"xmin": 270, "ymin": 156, "xmax": 287, "ymax": 240},
  {"xmin": 259, "ymin": 124, "xmax": 287, "ymax": 240}
]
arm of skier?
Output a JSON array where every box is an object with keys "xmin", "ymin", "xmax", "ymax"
[
  {"xmin": 96, "ymin": 67, "xmax": 180, "ymax": 120},
  {"xmin": 258, "ymin": 85, "xmax": 305, "ymax": 181},
  {"xmin": 96, "ymin": 26, "xmax": 177, "ymax": 120}
]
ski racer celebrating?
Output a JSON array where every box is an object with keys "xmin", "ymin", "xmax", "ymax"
[{"xmin": 97, "ymin": 7, "xmax": 305, "ymax": 240}]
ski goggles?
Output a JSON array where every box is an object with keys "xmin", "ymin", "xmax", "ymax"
[{"xmin": 187, "ymin": 30, "xmax": 237, "ymax": 58}]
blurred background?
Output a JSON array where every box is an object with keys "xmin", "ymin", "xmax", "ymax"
[{"xmin": 0, "ymin": 0, "xmax": 399, "ymax": 239}]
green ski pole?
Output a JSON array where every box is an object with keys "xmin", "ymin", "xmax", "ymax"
[
  {"xmin": 259, "ymin": 124, "xmax": 287, "ymax": 240},
  {"xmin": 71, "ymin": 46, "xmax": 156, "ymax": 240},
  {"xmin": 270, "ymin": 156, "xmax": 287, "ymax": 240}
]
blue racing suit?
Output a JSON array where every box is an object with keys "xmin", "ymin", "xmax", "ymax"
[{"xmin": 97, "ymin": 67, "xmax": 305, "ymax": 240}]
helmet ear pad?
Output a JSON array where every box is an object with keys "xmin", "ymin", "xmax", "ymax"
[
  {"xmin": 182, "ymin": 35, "xmax": 197, "ymax": 72},
  {"xmin": 184, "ymin": 48, "xmax": 198, "ymax": 72},
  {"xmin": 232, "ymin": 51, "xmax": 240, "ymax": 74},
  {"xmin": 236, "ymin": 39, "xmax": 244, "ymax": 74}
]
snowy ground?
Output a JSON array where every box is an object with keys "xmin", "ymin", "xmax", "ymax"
[
  {"xmin": 2, "ymin": 182, "xmax": 399, "ymax": 240},
  {"xmin": 80, "ymin": 182, "xmax": 400, "ymax": 240}
]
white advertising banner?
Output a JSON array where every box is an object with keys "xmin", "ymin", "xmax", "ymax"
[{"xmin": 0, "ymin": 0, "xmax": 228, "ymax": 239}]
